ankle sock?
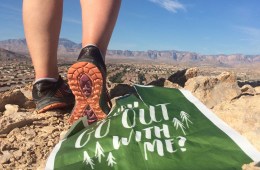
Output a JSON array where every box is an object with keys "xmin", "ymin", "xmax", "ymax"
[{"xmin": 34, "ymin": 77, "xmax": 58, "ymax": 84}]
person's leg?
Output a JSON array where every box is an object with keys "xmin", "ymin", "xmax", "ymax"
[
  {"xmin": 68, "ymin": 0, "xmax": 121, "ymax": 124},
  {"xmin": 80, "ymin": 0, "xmax": 121, "ymax": 57},
  {"xmin": 23, "ymin": 0, "xmax": 75, "ymax": 113},
  {"xmin": 23, "ymin": 0, "xmax": 63, "ymax": 80}
]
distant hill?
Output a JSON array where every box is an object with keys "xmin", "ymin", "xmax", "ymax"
[
  {"xmin": 0, "ymin": 39, "xmax": 28, "ymax": 55},
  {"xmin": 0, "ymin": 48, "xmax": 27, "ymax": 61},
  {"xmin": 0, "ymin": 38, "xmax": 259, "ymax": 66},
  {"xmin": 0, "ymin": 38, "xmax": 81, "ymax": 58}
]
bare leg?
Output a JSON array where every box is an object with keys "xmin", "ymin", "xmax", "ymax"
[
  {"xmin": 80, "ymin": 0, "xmax": 121, "ymax": 57},
  {"xmin": 23, "ymin": 0, "xmax": 63, "ymax": 80}
]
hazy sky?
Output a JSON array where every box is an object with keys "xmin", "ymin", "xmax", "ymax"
[{"xmin": 0, "ymin": 0, "xmax": 260, "ymax": 55}]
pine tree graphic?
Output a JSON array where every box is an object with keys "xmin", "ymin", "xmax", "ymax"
[
  {"xmin": 83, "ymin": 151, "xmax": 95, "ymax": 169},
  {"xmin": 106, "ymin": 152, "xmax": 117, "ymax": 167},
  {"xmin": 180, "ymin": 111, "xmax": 193, "ymax": 128},
  {"xmin": 172, "ymin": 118, "xmax": 186, "ymax": 135},
  {"xmin": 95, "ymin": 142, "xmax": 105, "ymax": 163}
]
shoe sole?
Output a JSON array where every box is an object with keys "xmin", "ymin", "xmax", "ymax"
[
  {"xmin": 67, "ymin": 62, "xmax": 107, "ymax": 124},
  {"xmin": 37, "ymin": 102, "xmax": 68, "ymax": 113}
]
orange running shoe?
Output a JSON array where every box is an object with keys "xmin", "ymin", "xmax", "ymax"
[{"xmin": 67, "ymin": 45, "xmax": 112, "ymax": 124}]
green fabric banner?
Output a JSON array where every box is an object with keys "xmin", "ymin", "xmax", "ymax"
[{"xmin": 46, "ymin": 85, "xmax": 260, "ymax": 170}]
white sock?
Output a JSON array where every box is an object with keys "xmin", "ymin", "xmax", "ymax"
[{"xmin": 34, "ymin": 77, "xmax": 58, "ymax": 84}]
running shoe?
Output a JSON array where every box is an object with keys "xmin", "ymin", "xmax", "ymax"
[
  {"xmin": 67, "ymin": 45, "xmax": 112, "ymax": 124},
  {"xmin": 32, "ymin": 76, "xmax": 75, "ymax": 113}
]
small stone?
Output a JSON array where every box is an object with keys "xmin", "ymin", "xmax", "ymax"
[
  {"xmin": 26, "ymin": 129, "xmax": 36, "ymax": 136},
  {"xmin": 25, "ymin": 141, "xmax": 35, "ymax": 150},
  {"xmin": 3, "ymin": 104, "xmax": 19, "ymax": 116},
  {"xmin": 1, "ymin": 142, "xmax": 12, "ymax": 151},
  {"xmin": 0, "ymin": 151, "xmax": 12, "ymax": 164},
  {"xmin": 13, "ymin": 150, "xmax": 23, "ymax": 160},
  {"xmin": 40, "ymin": 126, "xmax": 58, "ymax": 134},
  {"xmin": 8, "ymin": 136, "xmax": 16, "ymax": 143},
  {"xmin": 47, "ymin": 140, "xmax": 54, "ymax": 147}
]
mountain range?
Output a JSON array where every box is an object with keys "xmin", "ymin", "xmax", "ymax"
[{"xmin": 0, "ymin": 38, "xmax": 259, "ymax": 66}]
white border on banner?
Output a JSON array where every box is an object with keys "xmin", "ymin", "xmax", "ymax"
[
  {"xmin": 180, "ymin": 89, "xmax": 260, "ymax": 162},
  {"xmin": 45, "ymin": 139, "xmax": 66, "ymax": 170}
]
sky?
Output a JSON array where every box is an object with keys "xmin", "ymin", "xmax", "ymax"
[{"xmin": 0, "ymin": 0, "xmax": 260, "ymax": 55}]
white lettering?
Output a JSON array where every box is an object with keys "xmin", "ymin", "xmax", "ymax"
[
  {"xmin": 95, "ymin": 119, "xmax": 110, "ymax": 138},
  {"xmin": 156, "ymin": 103, "xmax": 170, "ymax": 120},
  {"xmin": 177, "ymin": 136, "xmax": 187, "ymax": 152},
  {"xmin": 165, "ymin": 139, "xmax": 177, "ymax": 153},
  {"xmin": 122, "ymin": 109, "xmax": 136, "ymax": 128},
  {"xmin": 144, "ymin": 140, "xmax": 164, "ymax": 160},
  {"xmin": 75, "ymin": 130, "xmax": 95, "ymax": 148},
  {"xmin": 139, "ymin": 109, "xmax": 153, "ymax": 125},
  {"xmin": 113, "ymin": 130, "xmax": 134, "ymax": 150},
  {"xmin": 143, "ymin": 127, "xmax": 153, "ymax": 139},
  {"xmin": 154, "ymin": 124, "xmax": 170, "ymax": 138},
  {"xmin": 149, "ymin": 106, "xmax": 162, "ymax": 123},
  {"xmin": 135, "ymin": 131, "xmax": 142, "ymax": 142}
]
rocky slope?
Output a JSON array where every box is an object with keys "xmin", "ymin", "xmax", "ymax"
[{"xmin": 0, "ymin": 68, "xmax": 259, "ymax": 170}]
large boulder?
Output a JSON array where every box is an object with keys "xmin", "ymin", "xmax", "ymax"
[
  {"xmin": 212, "ymin": 94, "xmax": 260, "ymax": 151},
  {"xmin": 168, "ymin": 67, "xmax": 199, "ymax": 87},
  {"xmin": 109, "ymin": 83, "xmax": 134, "ymax": 99},
  {"xmin": 168, "ymin": 69, "xmax": 187, "ymax": 87},
  {"xmin": 184, "ymin": 72, "xmax": 242, "ymax": 108},
  {"xmin": 0, "ymin": 90, "xmax": 29, "ymax": 112}
]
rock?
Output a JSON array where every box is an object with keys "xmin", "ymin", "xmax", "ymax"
[
  {"xmin": 0, "ymin": 112, "xmax": 36, "ymax": 135},
  {"xmin": 24, "ymin": 100, "xmax": 36, "ymax": 109},
  {"xmin": 185, "ymin": 67, "xmax": 199, "ymax": 79},
  {"xmin": 168, "ymin": 69, "xmax": 187, "ymax": 87},
  {"xmin": 168, "ymin": 67, "xmax": 199, "ymax": 87},
  {"xmin": 255, "ymin": 87, "xmax": 260, "ymax": 94},
  {"xmin": 37, "ymin": 161, "xmax": 46, "ymax": 170},
  {"xmin": 1, "ymin": 142, "xmax": 12, "ymax": 151},
  {"xmin": 217, "ymin": 71, "xmax": 235, "ymax": 82},
  {"xmin": 8, "ymin": 136, "xmax": 16, "ymax": 143},
  {"xmin": 242, "ymin": 162, "xmax": 260, "ymax": 170},
  {"xmin": 241, "ymin": 84, "xmax": 256, "ymax": 95},
  {"xmin": 0, "ymin": 90, "xmax": 28, "ymax": 112},
  {"xmin": 13, "ymin": 150, "xmax": 23, "ymax": 160},
  {"xmin": 47, "ymin": 140, "xmax": 54, "ymax": 147},
  {"xmin": 40, "ymin": 127, "xmax": 58, "ymax": 134},
  {"xmin": 109, "ymin": 83, "xmax": 134, "ymax": 99},
  {"xmin": 20, "ymin": 87, "xmax": 33, "ymax": 100},
  {"xmin": 0, "ymin": 151, "xmax": 12, "ymax": 164},
  {"xmin": 25, "ymin": 141, "xmax": 35, "ymax": 151},
  {"xmin": 212, "ymin": 95, "xmax": 260, "ymax": 150},
  {"xmin": 164, "ymin": 80, "xmax": 182, "ymax": 89},
  {"xmin": 3, "ymin": 104, "xmax": 19, "ymax": 116},
  {"xmin": 148, "ymin": 78, "xmax": 166, "ymax": 87},
  {"xmin": 184, "ymin": 72, "xmax": 241, "ymax": 108}
]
